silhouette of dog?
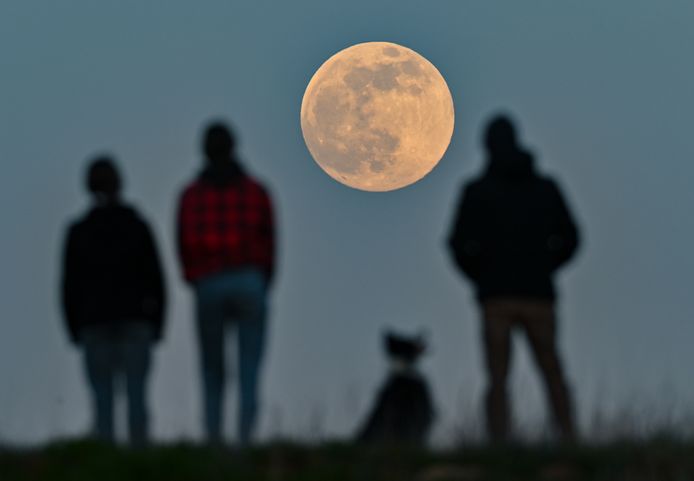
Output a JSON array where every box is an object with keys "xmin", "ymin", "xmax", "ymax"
[{"xmin": 356, "ymin": 330, "xmax": 435, "ymax": 445}]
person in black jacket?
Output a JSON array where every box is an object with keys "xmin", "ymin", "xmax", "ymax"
[
  {"xmin": 61, "ymin": 156, "xmax": 166, "ymax": 444},
  {"xmin": 447, "ymin": 114, "xmax": 580, "ymax": 442}
]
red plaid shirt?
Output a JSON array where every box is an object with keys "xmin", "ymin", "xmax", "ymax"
[{"xmin": 177, "ymin": 175, "xmax": 275, "ymax": 284}]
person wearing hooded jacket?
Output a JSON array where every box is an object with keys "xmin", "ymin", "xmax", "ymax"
[
  {"xmin": 61, "ymin": 156, "xmax": 166, "ymax": 444},
  {"xmin": 447, "ymin": 114, "xmax": 580, "ymax": 442},
  {"xmin": 176, "ymin": 121, "xmax": 276, "ymax": 445}
]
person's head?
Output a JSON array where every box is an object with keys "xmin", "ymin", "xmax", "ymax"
[
  {"xmin": 484, "ymin": 113, "xmax": 519, "ymax": 156},
  {"xmin": 202, "ymin": 121, "xmax": 237, "ymax": 163},
  {"xmin": 86, "ymin": 155, "xmax": 121, "ymax": 202}
]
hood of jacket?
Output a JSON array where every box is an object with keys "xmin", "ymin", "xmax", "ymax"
[
  {"xmin": 83, "ymin": 203, "xmax": 140, "ymax": 233},
  {"xmin": 198, "ymin": 157, "xmax": 245, "ymax": 187},
  {"xmin": 485, "ymin": 148, "xmax": 535, "ymax": 180}
]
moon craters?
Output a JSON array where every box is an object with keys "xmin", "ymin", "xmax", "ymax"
[{"xmin": 301, "ymin": 42, "xmax": 454, "ymax": 191}]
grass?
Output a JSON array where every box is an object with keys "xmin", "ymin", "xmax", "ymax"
[{"xmin": 2, "ymin": 438, "xmax": 694, "ymax": 481}]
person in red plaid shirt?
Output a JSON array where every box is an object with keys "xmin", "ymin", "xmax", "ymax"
[{"xmin": 177, "ymin": 121, "xmax": 276, "ymax": 445}]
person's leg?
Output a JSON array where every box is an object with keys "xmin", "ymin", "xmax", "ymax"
[
  {"xmin": 233, "ymin": 270, "xmax": 268, "ymax": 446},
  {"xmin": 520, "ymin": 301, "xmax": 576, "ymax": 441},
  {"xmin": 82, "ymin": 326, "xmax": 116, "ymax": 442},
  {"xmin": 121, "ymin": 322, "xmax": 154, "ymax": 445},
  {"xmin": 481, "ymin": 300, "xmax": 515, "ymax": 443},
  {"xmin": 195, "ymin": 276, "xmax": 228, "ymax": 443},
  {"xmin": 238, "ymin": 314, "xmax": 266, "ymax": 445}
]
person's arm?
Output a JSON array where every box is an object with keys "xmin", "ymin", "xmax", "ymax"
[
  {"xmin": 260, "ymin": 189, "xmax": 276, "ymax": 287},
  {"xmin": 176, "ymin": 190, "xmax": 194, "ymax": 284},
  {"xmin": 447, "ymin": 184, "xmax": 484, "ymax": 281},
  {"xmin": 140, "ymin": 221, "xmax": 166, "ymax": 342},
  {"xmin": 548, "ymin": 180, "xmax": 580, "ymax": 271},
  {"xmin": 60, "ymin": 226, "xmax": 81, "ymax": 345}
]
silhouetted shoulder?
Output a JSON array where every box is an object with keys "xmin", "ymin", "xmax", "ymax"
[
  {"xmin": 463, "ymin": 175, "xmax": 486, "ymax": 190},
  {"xmin": 66, "ymin": 215, "xmax": 84, "ymax": 235},
  {"xmin": 129, "ymin": 208, "xmax": 159, "ymax": 238},
  {"xmin": 179, "ymin": 179, "xmax": 204, "ymax": 198},
  {"xmin": 245, "ymin": 176, "xmax": 272, "ymax": 196},
  {"xmin": 180, "ymin": 174, "xmax": 271, "ymax": 198},
  {"xmin": 535, "ymin": 175, "xmax": 568, "ymax": 198},
  {"xmin": 243, "ymin": 176, "xmax": 274, "ymax": 206},
  {"xmin": 121, "ymin": 204, "xmax": 146, "ymax": 220},
  {"xmin": 456, "ymin": 176, "xmax": 487, "ymax": 201},
  {"xmin": 71, "ymin": 204, "xmax": 138, "ymax": 229}
]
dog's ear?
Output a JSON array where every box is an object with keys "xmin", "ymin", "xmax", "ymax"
[
  {"xmin": 382, "ymin": 328, "xmax": 396, "ymax": 355},
  {"xmin": 382, "ymin": 327, "xmax": 396, "ymax": 344},
  {"xmin": 416, "ymin": 328, "xmax": 431, "ymax": 354}
]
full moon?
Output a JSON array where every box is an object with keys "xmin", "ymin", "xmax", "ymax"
[
  {"xmin": 301, "ymin": 42, "xmax": 455, "ymax": 192},
  {"xmin": 301, "ymin": 42, "xmax": 454, "ymax": 192}
]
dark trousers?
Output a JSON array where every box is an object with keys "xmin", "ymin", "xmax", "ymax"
[
  {"xmin": 81, "ymin": 321, "xmax": 153, "ymax": 444},
  {"xmin": 481, "ymin": 298, "xmax": 575, "ymax": 442}
]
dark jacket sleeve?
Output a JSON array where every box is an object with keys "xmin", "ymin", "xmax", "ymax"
[
  {"xmin": 139, "ymin": 221, "xmax": 166, "ymax": 341},
  {"xmin": 175, "ymin": 193, "xmax": 189, "ymax": 283},
  {"xmin": 547, "ymin": 180, "xmax": 580, "ymax": 271},
  {"xmin": 61, "ymin": 226, "xmax": 81, "ymax": 344},
  {"xmin": 447, "ymin": 184, "xmax": 484, "ymax": 281}
]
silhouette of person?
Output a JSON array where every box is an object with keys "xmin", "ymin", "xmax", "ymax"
[
  {"xmin": 177, "ymin": 121, "xmax": 276, "ymax": 445},
  {"xmin": 447, "ymin": 114, "xmax": 580, "ymax": 442},
  {"xmin": 357, "ymin": 330, "xmax": 435, "ymax": 445},
  {"xmin": 61, "ymin": 156, "xmax": 166, "ymax": 444}
]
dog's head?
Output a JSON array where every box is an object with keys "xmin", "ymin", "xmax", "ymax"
[{"xmin": 383, "ymin": 329, "xmax": 427, "ymax": 364}]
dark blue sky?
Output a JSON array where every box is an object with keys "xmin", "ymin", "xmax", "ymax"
[{"xmin": 2, "ymin": 1, "xmax": 694, "ymax": 443}]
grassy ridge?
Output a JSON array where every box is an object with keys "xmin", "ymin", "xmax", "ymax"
[{"xmin": 2, "ymin": 439, "xmax": 694, "ymax": 481}]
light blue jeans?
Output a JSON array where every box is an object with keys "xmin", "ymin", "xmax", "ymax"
[
  {"xmin": 194, "ymin": 268, "xmax": 268, "ymax": 445},
  {"xmin": 81, "ymin": 321, "xmax": 153, "ymax": 444}
]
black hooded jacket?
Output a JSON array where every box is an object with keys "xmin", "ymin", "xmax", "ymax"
[
  {"xmin": 447, "ymin": 150, "xmax": 579, "ymax": 301},
  {"xmin": 61, "ymin": 203, "xmax": 166, "ymax": 343}
]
